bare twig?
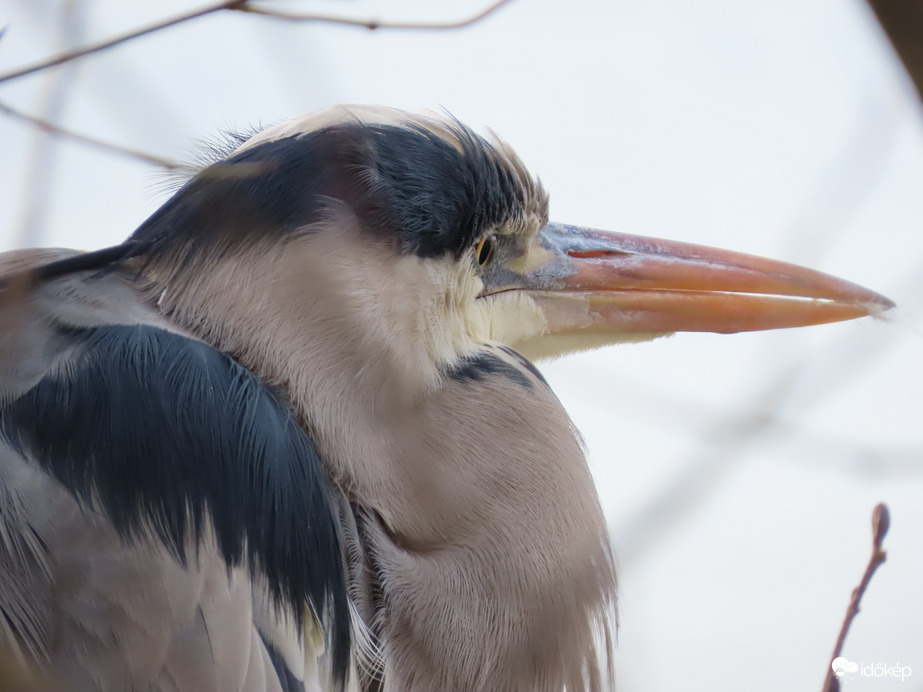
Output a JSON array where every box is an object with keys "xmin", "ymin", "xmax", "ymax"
[
  {"xmin": 0, "ymin": 100, "xmax": 190, "ymax": 172},
  {"xmin": 821, "ymin": 503, "xmax": 890, "ymax": 692},
  {"xmin": 0, "ymin": 0, "xmax": 244, "ymax": 84},
  {"xmin": 236, "ymin": 0, "xmax": 515, "ymax": 30},
  {"xmin": 14, "ymin": 0, "xmax": 90, "ymax": 248},
  {"xmin": 0, "ymin": 0, "xmax": 515, "ymax": 85}
]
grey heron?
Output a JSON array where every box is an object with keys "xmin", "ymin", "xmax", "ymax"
[{"xmin": 0, "ymin": 105, "xmax": 892, "ymax": 692}]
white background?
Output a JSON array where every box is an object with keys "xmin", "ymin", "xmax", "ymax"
[{"xmin": 1, "ymin": 1, "xmax": 920, "ymax": 690}]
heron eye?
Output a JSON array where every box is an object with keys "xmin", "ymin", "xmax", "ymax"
[{"xmin": 475, "ymin": 235, "xmax": 497, "ymax": 268}]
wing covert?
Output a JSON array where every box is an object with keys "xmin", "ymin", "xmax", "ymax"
[{"xmin": 0, "ymin": 260, "xmax": 351, "ymax": 688}]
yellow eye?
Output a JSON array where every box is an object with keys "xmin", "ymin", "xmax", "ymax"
[{"xmin": 475, "ymin": 234, "xmax": 497, "ymax": 268}]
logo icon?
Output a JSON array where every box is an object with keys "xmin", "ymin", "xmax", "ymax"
[{"xmin": 832, "ymin": 657, "xmax": 859, "ymax": 678}]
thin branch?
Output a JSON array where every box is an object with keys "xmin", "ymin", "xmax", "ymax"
[
  {"xmin": 0, "ymin": 100, "xmax": 191, "ymax": 172},
  {"xmin": 0, "ymin": 0, "xmax": 515, "ymax": 85},
  {"xmin": 821, "ymin": 503, "xmax": 890, "ymax": 692},
  {"xmin": 0, "ymin": 0, "xmax": 246, "ymax": 84},
  {"xmin": 15, "ymin": 0, "xmax": 90, "ymax": 248},
  {"xmin": 236, "ymin": 0, "xmax": 516, "ymax": 30}
]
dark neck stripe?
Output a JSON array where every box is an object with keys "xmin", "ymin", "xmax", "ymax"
[{"xmin": 444, "ymin": 351, "xmax": 534, "ymax": 390}]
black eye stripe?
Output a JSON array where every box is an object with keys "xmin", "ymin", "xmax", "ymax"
[{"xmin": 130, "ymin": 121, "xmax": 542, "ymax": 267}]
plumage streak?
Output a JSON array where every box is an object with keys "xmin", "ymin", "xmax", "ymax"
[
  {"xmin": 0, "ymin": 323, "xmax": 350, "ymax": 686},
  {"xmin": 445, "ymin": 350, "xmax": 535, "ymax": 390},
  {"xmin": 261, "ymin": 632, "xmax": 307, "ymax": 692}
]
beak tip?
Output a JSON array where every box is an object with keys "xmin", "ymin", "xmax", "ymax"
[
  {"xmin": 851, "ymin": 285, "xmax": 896, "ymax": 317},
  {"xmin": 867, "ymin": 294, "xmax": 897, "ymax": 318}
]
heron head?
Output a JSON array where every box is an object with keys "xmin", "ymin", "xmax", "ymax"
[{"xmin": 130, "ymin": 105, "xmax": 892, "ymax": 377}]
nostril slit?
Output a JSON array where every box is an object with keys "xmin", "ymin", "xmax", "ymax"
[{"xmin": 566, "ymin": 249, "xmax": 631, "ymax": 259}]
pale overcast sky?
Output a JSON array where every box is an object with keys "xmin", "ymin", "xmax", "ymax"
[{"xmin": 1, "ymin": 1, "xmax": 921, "ymax": 689}]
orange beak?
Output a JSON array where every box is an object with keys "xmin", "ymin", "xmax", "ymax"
[{"xmin": 480, "ymin": 222, "xmax": 893, "ymax": 349}]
